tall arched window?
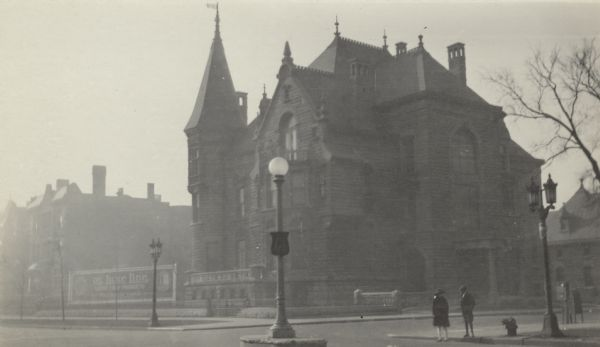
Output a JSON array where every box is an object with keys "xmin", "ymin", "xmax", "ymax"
[
  {"xmin": 451, "ymin": 128, "xmax": 479, "ymax": 230},
  {"xmin": 283, "ymin": 116, "xmax": 298, "ymax": 160},
  {"xmin": 452, "ymin": 128, "xmax": 477, "ymax": 175}
]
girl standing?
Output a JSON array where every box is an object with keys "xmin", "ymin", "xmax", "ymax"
[{"xmin": 433, "ymin": 288, "xmax": 449, "ymax": 342}]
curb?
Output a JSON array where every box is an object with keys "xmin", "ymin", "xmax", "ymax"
[
  {"xmin": 461, "ymin": 335, "xmax": 600, "ymax": 347},
  {"xmin": 152, "ymin": 309, "xmax": 550, "ymax": 331}
]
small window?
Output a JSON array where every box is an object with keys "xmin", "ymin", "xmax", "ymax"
[
  {"xmin": 239, "ymin": 187, "xmax": 246, "ymax": 217},
  {"xmin": 452, "ymin": 129, "xmax": 477, "ymax": 175},
  {"xmin": 284, "ymin": 117, "xmax": 298, "ymax": 161},
  {"xmin": 319, "ymin": 173, "xmax": 327, "ymax": 199}
]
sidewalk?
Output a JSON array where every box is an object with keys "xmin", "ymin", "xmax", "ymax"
[
  {"xmin": 468, "ymin": 322, "xmax": 600, "ymax": 347},
  {"xmin": 388, "ymin": 320, "xmax": 600, "ymax": 347}
]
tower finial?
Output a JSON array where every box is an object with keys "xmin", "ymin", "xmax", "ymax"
[
  {"xmin": 334, "ymin": 15, "xmax": 340, "ymax": 37},
  {"xmin": 215, "ymin": 3, "xmax": 220, "ymax": 37},
  {"xmin": 207, "ymin": 3, "xmax": 220, "ymax": 39},
  {"xmin": 418, "ymin": 34, "xmax": 423, "ymax": 48},
  {"xmin": 282, "ymin": 41, "xmax": 293, "ymax": 66},
  {"xmin": 284, "ymin": 41, "xmax": 291, "ymax": 58},
  {"xmin": 383, "ymin": 29, "xmax": 388, "ymax": 50},
  {"xmin": 262, "ymin": 83, "xmax": 267, "ymax": 98}
]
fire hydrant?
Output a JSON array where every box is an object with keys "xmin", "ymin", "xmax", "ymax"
[{"xmin": 502, "ymin": 317, "xmax": 518, "ymax": 336}]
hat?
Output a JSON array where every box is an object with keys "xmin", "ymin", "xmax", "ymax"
[{"xmin": 435, "ymin": 288, "xmax": 445, "ymax": 295}]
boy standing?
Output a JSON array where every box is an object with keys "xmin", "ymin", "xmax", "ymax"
[{"xmin": 460, "ymin": 285, "xmax": 475, "ymax": 337}]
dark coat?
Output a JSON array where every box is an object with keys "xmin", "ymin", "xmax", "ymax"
[
  {"xmin": 432, "ymin": 295, "xmax": 450, "ymax": 327},
  {"xmin": 460, "ymin": 292, "xmax": 475, "ymax": 312}
]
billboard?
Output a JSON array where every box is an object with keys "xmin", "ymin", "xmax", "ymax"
[{"xmin": 68, "ymin": 264, "xmax": 176, "ymax": 304}]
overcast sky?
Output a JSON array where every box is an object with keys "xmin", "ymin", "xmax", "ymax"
[{"xmin": 1, "ymin": 0, "xmax": 600, "ymax": 208}]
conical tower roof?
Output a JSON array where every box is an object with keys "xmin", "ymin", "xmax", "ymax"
[{"xmin": 185, "ymin": 9, "xmax": 242, "ymax": 132}]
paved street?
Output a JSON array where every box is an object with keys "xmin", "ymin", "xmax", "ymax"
[{"xmin": 0, "ymin": 313, "xmax": 579, "ymax": 347}]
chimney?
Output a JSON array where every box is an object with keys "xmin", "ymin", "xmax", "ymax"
[
  {"xmin": 117, "ymin": 188, "xmax": 124, "ymax": 197},
  {"xmin": 147, "ymin": 183, "xmax": 155, "ymax": 200},
  {"xmin": 447, "ymin": 42, "xmax": 466, "ymax": 85},
  {"xmin": 395, "ymin": 42, "xmax": 407, "ymax": 57},
  {"xmin": 56, "ymin": 179, "xmax": 69, "ymax": 190},
  {"xmin": 236, "ymin": 91, "xmax": 248, "ymax": 125},
  {"xmin": 92, "ymin": 165, "xmax": 106, "ymax": 196}
]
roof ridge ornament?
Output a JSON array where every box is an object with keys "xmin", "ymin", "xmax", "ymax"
[
  {"xmin": 418, "ymin": 34, "xmax": 424, "ymax": 48},
  {"xmin": 335, "ymin": 15, "xmax": 340, "ymax": 37}
]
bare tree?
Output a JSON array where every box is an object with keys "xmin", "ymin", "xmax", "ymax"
[{"xmin": 488, "ymin": 40, "xmax": 600, "ymax": 181}]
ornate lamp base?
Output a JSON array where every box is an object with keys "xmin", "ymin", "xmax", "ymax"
[
  {"xmin": 268, "ymin": 322, "xmax": 296, "ymax": 338},
  {"xmin": 541, "ymin": 313, "xmax": 563, "ymax": 338}
]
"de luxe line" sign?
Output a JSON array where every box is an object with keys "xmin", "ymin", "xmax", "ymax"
[{"xmin": 68, "ymin": 264, "xmax": 176, "ymax": 304}]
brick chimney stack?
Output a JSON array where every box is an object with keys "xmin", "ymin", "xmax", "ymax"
[
  {"xmin": 56, "ymin": 179, "xmax": 69, "ymax": 190},
  {"xmin": 447, "ymin": 42, "xmax": 466, "ymax": 85},
  {"xmin": 395, "ymin": 42, "xmax": 407, "ymax": 57},
  {"xmin": 147, "ymin": 183, "xmax": 155, "ymax": 200},
  {"xmin": 92, "ymin": 165, "xmax": 106, "ymax": 196},
  {"xmin": 236, "ymin": 92, "xmax": 248, "ymax": 125}
]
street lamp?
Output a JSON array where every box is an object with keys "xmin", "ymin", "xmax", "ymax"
[
  {"xmin": 268, "ymin": 157, "xmax": 295, "ymax": 338},
  {"xmin": 149, "ymin": 238, "xmax": 162, "ymax": 327},
  {"xmin": 57, "ymin": 239, "xmax": 65, "ymax": 322},
  {"xmin": 526, "ymin": 174, "xmax": 563, "ymax": 338}
]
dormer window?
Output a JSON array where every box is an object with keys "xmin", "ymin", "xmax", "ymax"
[{"xmin": 350, "ymin": 61, "xmax": 369, "ymax": 79}]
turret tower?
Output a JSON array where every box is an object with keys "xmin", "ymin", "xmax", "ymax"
[{"xmin": 184, "ymin": 7, "xmax": 244, "ymax": 272}]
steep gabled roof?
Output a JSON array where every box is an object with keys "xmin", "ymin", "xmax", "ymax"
[
  {"xmin": 376, "ymin": 47, "xmax": 485, "ymax": 104},
  {"xmin": 548, "ymin": 183, "xmax": 600, "ymax": 243},
  {"xmin": 185, "ymin": 11, "xmax": 242, "ymax": 132}
]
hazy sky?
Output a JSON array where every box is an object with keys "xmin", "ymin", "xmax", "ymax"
[{"xmin": 1, "ymin": 0, "xmax": 600, "ymax": 208}]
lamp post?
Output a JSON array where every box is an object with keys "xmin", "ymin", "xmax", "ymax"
[
  {"xmin": 149, "ymin": 238, "xmax": 162, "ymax": 327},
  {"xmin": 526, "ymin": 174, "xmax": 563, "ymax": 338},
  {"xmin": 268, "ymin": 157, "xmax": 295, "ymax": 338},
  {"xmin": 57, "ymin": 239, "xmax": 65, "ymax": 322}
]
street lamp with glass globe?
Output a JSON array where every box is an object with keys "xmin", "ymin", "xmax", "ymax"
[
  {"xmin": 149, "ymin": 238, "xmax": 162, "ymax": 327},
  {"xmin": 267, "ymin": 157, "xmax": 296, "ymax": 338},
  {"xmin": 526, "ymin": 174, "xmax": 563, "ymax": 338}
]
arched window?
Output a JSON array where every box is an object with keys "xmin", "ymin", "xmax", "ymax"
[
  {"xmin": 282, "ymin": 116, "xmax": 298, "ymax": 160},
  {"xmin": 452, "ymin": 128, "xmax": 477, "ymax": 175}
]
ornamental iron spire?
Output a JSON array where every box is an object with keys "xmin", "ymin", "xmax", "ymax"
[
  {"xmin": 207, "ymin": 3, "xmax": 220, "ymax": 39},
  {"xmin": 334, "ymin": 16, "xmax": 340, "ymax": 37}
]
